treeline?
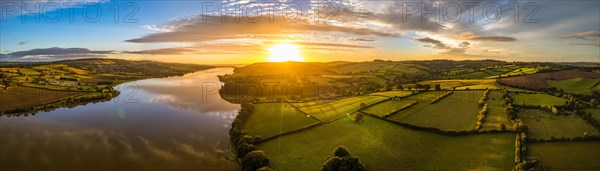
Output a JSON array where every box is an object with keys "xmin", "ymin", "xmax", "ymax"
[
  {"xmin": 229, "ymin": 103, "xmax": 273, "ymax": 171},
  {"xmin": 479, "ymin": 89, "xmax": 491, "ymax": 107},
  {"xmin": 475, "ymin": 104, "xmax": 489, "ymax": 130}
]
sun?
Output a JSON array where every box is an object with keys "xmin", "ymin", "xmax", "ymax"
[{"xmin": 268, "ymin": 44, "xmax": 303, "ymax": 62}]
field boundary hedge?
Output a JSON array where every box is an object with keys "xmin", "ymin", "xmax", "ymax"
[
  {"xmin": 360, "ymin": 113, "xmax": 515, "ymax": 136},
  {"xmin": 257, "ymin": 122, "xmax": 324, "ymax": 143}
]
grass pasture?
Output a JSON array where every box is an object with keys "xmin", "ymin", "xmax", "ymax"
[
  {"xmin": 258, "ymin": 116, "xmax": 515, "ymax": 171},
  {"xmin": 244, "ymin": 103, "xmax": 320, "ymax": 139},
  {"xmin": 584, "ymin": 108, "xmax": 600, "ymax": 122},
  {"xmin": 297, "ymin": 95, "xmax": 389, "ymax": 121},
  {"xmin": 519, "ymin": 109, "xmax": 599, "ymax": 140},
  {"xmin": 481, "ymin": 91, "xmax": 514, "ymax": 130},
  {"xmin": 369, "ymin": 90, "xmax": 413, "ymax": 97},
  {"xmin": 511, "ymin": 93, "xmax": 567, "ymax": 107},
  {"xmin": 360, "ymin": 99, "xmax": 417, "ymax": 117},
  {"xmin": 18, "ymin": 68, "xmax": 42, "ymax": 76},
  {"xmin": 0, "ymin": 86, "xmax": 86, "ymax": 112},
  {"xmin": 547, "ymin": 78, "xmax": 598, "ymax": 95},
  {"xmin": 527, "ymin": 141, "xmax": 600, "ymax": 171},
  {"xmin": 387, "ymin": 91, "xmax": 483, "ymax": 131},
  {"xmin": 448, "ymin": 71, "xmax": 491, "ymax": 79},
  {"xmin": 417, "ymin": 79, "xmax": 495, "ymax": 90}
]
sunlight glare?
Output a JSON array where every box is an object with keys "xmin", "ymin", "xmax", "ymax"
[{"xmin": 268, "ymin": 44, "xmax": 303, "ymax": 62}]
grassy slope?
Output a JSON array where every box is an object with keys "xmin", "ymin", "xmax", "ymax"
[
  {"xmin": 258, "ymin": 115, "xmax": 515, "ymax": 171},
  {"xmin": 360, "ymin": 99, "xmax": 417, "ymax": 117},
  {"xmin": 297, "ymin": 95, "xmax": 389, "ymax": 121},
  {"xmin": 387, "ymin": 91, "xmax": 483, "ymax": 131},
  {"xmin": 547, "ymin": 78, "xmax": 598, "ymax": 95},
  {"xmin": 584, "ymin": 108, "xmax": 600, "ymax": 122},
  {"xmin": 512, "ymin": 94, "xmax": 567, "ymax": 106},
  {"xmin": 520, "ymin": 109, "xmax": 599, "ymax": 140},
  {"xmin": 244, "ymin": 103, "xmax": 320, "ymax": 139},
  {"xmin": 527, "ymin": 141, "xmax": 600, "ymax": 171}
]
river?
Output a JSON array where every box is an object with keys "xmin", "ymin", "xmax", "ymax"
[{"xmin": 0, "ymin": 68, "xmax": 241, "ymax": 171}]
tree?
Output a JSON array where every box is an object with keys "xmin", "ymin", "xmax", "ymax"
[
  {"xmin": 353, "ymin": 112, "xmax": 363, "ymax": 123},
  {"xmin": 322, "ymin": 146, "xmax": 365, "ymax": 171},
  {"xmin": 396, "ymin": 84, "xmax": 404, "ymax": 90},
  {"xmin": 434, "ymin": 84, "xmax": 441, "ymax": 91},
  {"xmin": 242, "ymin": 150, "xmax": 270, "ymax": 171}
]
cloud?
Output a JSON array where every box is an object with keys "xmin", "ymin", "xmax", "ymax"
[
  {"xmin": 126, "ymin": 15, "xmax": 397, "ymax": 43},
  {"xmin": 349, "ymin": 38, "xmax": 375, "ymax": 42},
  {"xmin": 569, "ymin": 41, "xmax": 600, "ymax": 47},
  {"xmin": 560, "ymin": 31, "xmax": 600, "ymax": 40},
  {"xmin": 0, "ymin": 47, "xmax": 113, "ymax": 61},
  {"xmin": 415, "ymin": 37, "xmax": 450, "ymax": 49},
  {"xmin": 459, "ymin": 42, "xmax": 470, "ymax": 48},
  {"xmin": 123, "ymin": 48, "xmax": 196, "ymax": 55},
  {"xmin": 456, "ymin": 32, "xmax": 517, "ymax": 42},
  {"xmin": 18, "ymin": 41, "xmax": 28, "ymax": 45}
]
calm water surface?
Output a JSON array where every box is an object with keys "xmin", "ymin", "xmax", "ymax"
[{"xmin": 0, "ymin": 68, "xmax": 241, "ymax": 171}]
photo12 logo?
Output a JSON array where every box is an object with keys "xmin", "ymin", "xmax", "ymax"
[{"xmin": 1, "ymin": 1, "xmax": 139, "ymax": 23}]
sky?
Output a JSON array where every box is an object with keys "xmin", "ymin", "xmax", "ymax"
[{"xmin": 0, "ymin": 0, "xmax": 599, "ymax": 64}]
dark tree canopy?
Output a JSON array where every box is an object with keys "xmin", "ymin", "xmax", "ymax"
[{"xmin": 322, "ymin": 146, "xmax": 365, "ymax": 171}]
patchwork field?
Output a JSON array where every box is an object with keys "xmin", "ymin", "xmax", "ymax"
[
  {"xmin": 0, "ymin": 86, "xmax": 86, "ymax": 112},
  {"xmin": 498, "ymin": 70, "xmax": 600, "ymax": 90},
  {"xmin": 296, "ymin": 95, "xmax": 390, "ymax": 121},
  {"xmin": 386, "ymin": 91, "xmax": 483, "ymax": 131},
  {"xmin": 527, "ymin": 141, "xmax": 600, "ymax": 171},
  {"xmin": 18, "ymin": 68, "xmax": 42, "ymax": 76},
  {"xmin": 511, "ymin": 93, "xmax": 567, "ymax": 106},
  {"xmin": 519, "ymin": 109, "xmax": 599, "ymax": 140},
  {"xmin": 258, "ymin": 116, "xmax": 515, "ymax": 170},
  {"xmin": 360, "ymin": 99, "xmax": 417, "ymax": 117},
  {"xmin": 244, "ymin": 103, "xmax": 320, "ymax": 139},
  {"xmin": 547, "ymin": 78, "xmax": 598, "ymax": 95}
]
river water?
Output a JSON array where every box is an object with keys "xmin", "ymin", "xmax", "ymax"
[{"xmin": 0, "ymin": 68, "xmax": 241, "ymax": 171}]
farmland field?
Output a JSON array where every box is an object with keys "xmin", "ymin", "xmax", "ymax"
[
  {"xmin": 448, "ymin": 71, "xmax": 491, "ymax": 79},
  {"xmin": 584, "ymin": 108, "xmax": 600, "ymax": 122},
  {"xmin": 386, "ymin": 91, "xmax": 483, "ymax": 131},
  {"xmin": 244, "ymin": 103, "xmax": 320, "ymax": 138},
  {"xmin": 481, "ymin": 90, "xmax": 514, "ymax": 130},
  {"xmin": 0, "ymin": 86, "xmax": 86, "ymax": 112},
  {"xmin": 547, "ymin": 78, "xmax": 598, "ymax": 95},
  {"xmin": 416, "ymin": 79, "xmax": 495, "ymax": 90},
  {"xmin": 297, "ymin": 95, "xmax": 389, "ymax": 121},
  {"xmin": 498, "ymin": 70, "xmax": 600, "ymax": 90},
  {"xmin": 519, "ymin": 109, "xmax": 599, "ymax": 140},
  {"xmin": 527, "ymin": 142, "xmax": 600, "ymax": 171},
  {"xmin": 18, "ymin": 68, "xmax": 42, "ymax": 76},
  {"xmin": 258, "ymin": 115, "xmax": 515, "ymax": 170},
  {"xmin": 511, "ymin": 93, "xmax": 567, "ymax": 106},
  {"xmin": 360, "ymin": 99, "xmax": 417, "ymax": 117},
  {"xmin": 369, "ymin": 90, "xmax": 413, "ymax": 97}
]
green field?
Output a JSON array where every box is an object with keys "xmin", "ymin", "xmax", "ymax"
[
  {"xmin": 511, "ymin": 93, "xmax": 567, "ymax": 106},
  {"xmin": 386, "ymin": 91, "xmax": 483, "ymax": 131},
  {"xmin": 243, "ymin": 103, "xmax": 320, "ymax": 139},
  {"xmin": 18, "ymin": 68, "xmax": 42, "ymax": 76},
  {"xmin": 584, "ymin": 108, "xmax": 600, "ymax": 122},
  {"xmin": 519, "ymin": 109, "xmax": 599, "ymax": 140},
  {"xmin": 481, "ymin": 90, "xmax": 514, "ymax": 130},
  {"xmin": 360, "ymin": 99, "xmax": 417, "ymax": 117},
  {"xmin": 448, "ymin": 71, "xmax": 492, "ymax": 79},
  {"xmin": 297, "ymin": 95, "xmax": 389, "ymax": 121},
  {"xmin": 527, "ymin": 141, "xmax": 600, "ymax": 171},
  {"xmin": 417, "ymin": 79, "xmax": 496, "ymax": 90},
  {"xmin": 258, "ymin": 115, "xmax": 515, "ymax": 170},
  {"xmin": 0, "ymin": 86, "xmax": 86, "ymax": 112},
  {"xmin": 500, "ymin": 67, "xmax": 539, "ymax": 77},
  {"xmin": 369, "ymin": 91, "xmax": 413, "ymax": 97},
  {"xmin": 547, "ymin": 78, "xmax": 598, "ymax": 95}
]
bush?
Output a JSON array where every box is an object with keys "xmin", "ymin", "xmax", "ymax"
[
  {"xmin": 242, "ymin": 150, "xmax": 270, "ymax": 171},
  {"xmin": 322, "ymin": 146, "xmax": 365, "ymax": 171}
]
